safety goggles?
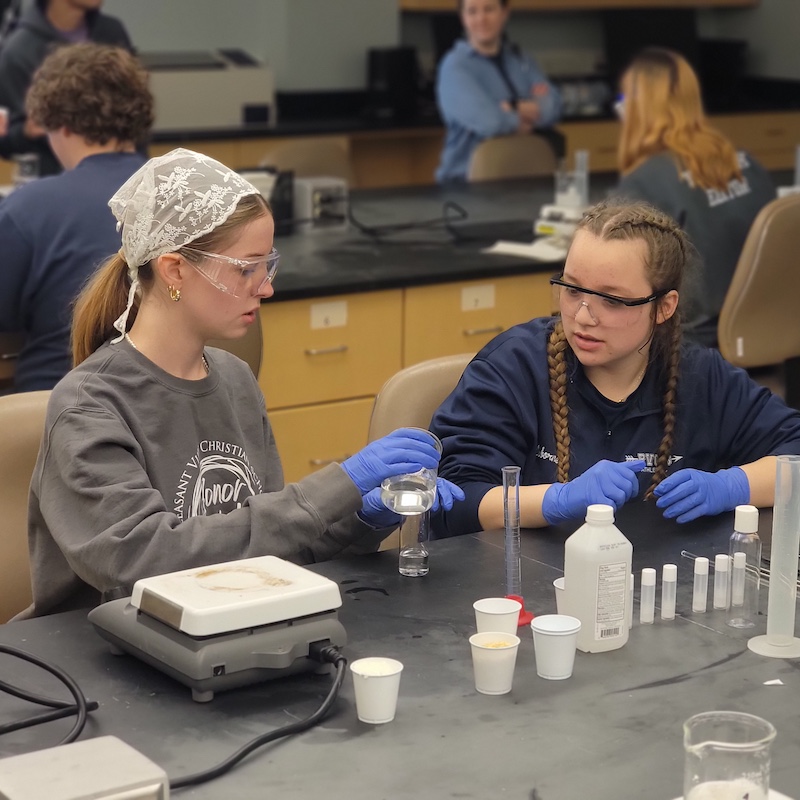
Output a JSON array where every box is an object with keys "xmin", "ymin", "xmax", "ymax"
[
  {"xmin": 550, "ymin": 274, "xmax": 668, "ymax": 323},
  {"xmin": 182, "ymin": 247, "xmax": 279, "ymax": 298}
]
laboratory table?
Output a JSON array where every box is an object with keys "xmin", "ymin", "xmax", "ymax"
[{"xmin": 1, "ymin": 504, "xmax": 798, "ymax": 799}]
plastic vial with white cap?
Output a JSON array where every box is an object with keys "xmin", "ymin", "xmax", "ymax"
[
  {"xmin": 727, "ymin": 504, "xmax": 761, "ymax": 629},
  {"xmin": 627, "ymin": 572, "xmax": 634, "ymax": 630},
  {"xmin": 640, "ymin": 568, "xmax": 656, "ymax": 624},
  {"xmin": 713, "ymin": 554, "xmax": 730, "ymax": 610},
  {"xmin": 661, "ymin": 564, "xmax": 677, "ymax": 621},
  {"xmin": 692, "ymin": 557, "xmax": 709, "ymax": 613}
]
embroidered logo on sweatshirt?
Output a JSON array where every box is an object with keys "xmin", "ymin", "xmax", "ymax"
[
  {"xmin": 627, "ymin": 453, "xmax": 683, "ymax": 473},
  {"xmin": 173, "ymin": 440, "xmax": 263, "ymax": 520}
]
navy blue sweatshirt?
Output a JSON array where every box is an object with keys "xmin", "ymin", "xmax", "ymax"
[{"xmin": 431, "ymin": 317, "xmax": 800, "ymax": 537}]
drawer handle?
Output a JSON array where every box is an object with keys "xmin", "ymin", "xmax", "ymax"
[
  {"xmin": 765, "ymin": 128, "xmax": 785, "ymax": 136},
  {"xmin": 0, "ymin": 352, "xmax": 19, "ymax": 361},
  {"xmin": 304, "ymin": 345, "xmax": 349, "ymax": 356},
  {"xmin": 310, "ymin": 455, "xmax": 352, "ymax": 466},
  {"xmin": 463, "ymin": 325, "xmax": 503, "ymax": 336}
]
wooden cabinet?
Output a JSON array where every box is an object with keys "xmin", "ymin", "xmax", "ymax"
[
  {"xmin": 259, "ymin": 289, "xmax": 402, "ymax": 409},
  {"xmin": 557, "ymin": 119, "xmax": 621, "ymax": 173},
  {"xmin": 261, "ymin": 274, "xmax": 556, "ymax": 481},
  {"xmin": 404, "ymin": 273, "xmax": 555, "ymax": 365},
  {"xmin": 269, "ymin": 398, "xmax": 374, "ymax": 484},
  {"xmin": 712, "ymin": 112, "xmax": 800, "ymax": 171}
]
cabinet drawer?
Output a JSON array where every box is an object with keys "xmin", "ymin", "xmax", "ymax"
[
  {"xmin": 259, "ymin": 290, "xmax": 402, "ymax": 408},
  {"xmin": 269, "ymin": 397, "xmax": 374, "ymax": 483},
  {"xmin": 403, "ymin": 274, "xmax": 555, "ymax": 366}
]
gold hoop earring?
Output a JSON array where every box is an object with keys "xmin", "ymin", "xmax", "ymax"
[{"xmin": 168, "ymin": 285, "xmax": 181, "ymax": 302}]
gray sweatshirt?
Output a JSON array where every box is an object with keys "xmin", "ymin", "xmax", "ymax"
[
  {"xmin": 26, "ymin": 340, "xmax": 385, "ymax": 617},
  {"xmin": 616, "ymin": 151, "xmax": 776, "ymax": 347}
]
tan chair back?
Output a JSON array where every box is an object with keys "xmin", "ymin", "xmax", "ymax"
[
  {"xmin": 208, "ymin": 312, "xmax": 263, "ymax": 378},
  {"xmin": 0, "ymin": 390, "xmax": 50, "ymax": 622},
  {"xmin": 368, "ymin": 353, "xmax": 473, "ymax": 551},
  {"xmin": 468, "ymin": 134, "xmax": 557, "ymax": 182},
  {"xmin": 260, "ymin": 136, "xmax": 353, "ymax": 183},
  {"xmin": 718, "ymin": 194, "xmax": 800, "ymax": 369},
  {"xmin": 0, "ymin": 331, "xmax": 25, "ymax": 392}
]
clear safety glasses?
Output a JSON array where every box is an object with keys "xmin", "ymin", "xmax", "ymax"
[
  {"xmin": 182, "ymin": 246, "xmax": 279, "ymax": 298},
  {"xmin": 550, "ymin": 274, "xmax": 668, "ymax": 325}
]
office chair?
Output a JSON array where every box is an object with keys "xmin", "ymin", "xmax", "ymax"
[
  {"xmin": 367, "ymin": 353, "xmax": 474, "ymax": 550},
  {"xmin": 0, "ymin": 390, "xmax": 50, "ymax": 622},
  {"xmin": 259, "ymin": 137, "xmax": 354, "ymax": 183},
  {"xmin": 468, "ymin": 133, "xmax": 558, "ymax": 182},
  {"xmin": 717, "ymin": 193, "xmax": 800, "ymax": 409},
  {"xmin": 208, "ymin": 312, "xmax": 263, "ymax": 379}
]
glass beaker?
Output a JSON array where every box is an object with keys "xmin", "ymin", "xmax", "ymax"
[
  {"xmin": 12, "ymin": 153, "xmax": 39, "ymax": 188},
  {"xmin": 683, "ymin": 711, "xmax": 776, "ymax": 800},
  {"xmin": 379, "ymin": 428, "xmax": 441, "ymax": 577}
]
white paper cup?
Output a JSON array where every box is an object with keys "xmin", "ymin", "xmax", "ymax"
[
  {"xmin": 350, "ymin": 657, "xmax": 403, "ymax": 724},
  {"xmin": 530, "ymin": 614, "xmax": 581, "ymax": 680},
  {"xmin": 469, "ymin": 632, "xmax": 520, "ymax": 695},
  {"xmin": 473, "ymin": 597, "xmax": 522, "ymax": 634}
]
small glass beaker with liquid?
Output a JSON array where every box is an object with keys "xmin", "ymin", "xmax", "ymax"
[
  {"xmin": 12, "ymin": 153, "xmax": 40, "ymax": 189},
  {"xmin": 379, "ymin": 428, "xmax": 441, "ymax": 577},
  {"xmin": 683, "ymin": 711, "xmax": 776, "ymax": 800}
]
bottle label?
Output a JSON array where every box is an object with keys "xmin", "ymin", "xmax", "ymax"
[{"xmin": 595, "ymin": 560, "xmax": 627, "ymax": 640}]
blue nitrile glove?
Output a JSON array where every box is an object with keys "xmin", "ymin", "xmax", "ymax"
[
  {"xmin": 358, "ymin": 478, "xmax": 465, "ymax": 529},
  {"xmin": 541, "ymin": 459, "xmax": 646, "ymax": 525},
  {"xmin": 653, "ymin": 466, "xmax": 749, "ymax": 524},
  {"xmin": 432, "ymin": 477, "xmax": 465, "ymax": 513},
  {"xmin": 342, "ymin": 428, "xmax": 440, "ymax": 496}
]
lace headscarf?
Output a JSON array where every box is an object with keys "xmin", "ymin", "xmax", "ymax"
[{"xmin": 107, "ymin": 147, "xmax": 262, "ymax": 341}]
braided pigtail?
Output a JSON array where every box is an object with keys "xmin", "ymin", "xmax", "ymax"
[
  {"xmin": 646, "ymin": 315, "xmax": 682, "ymax": 498},
  {"xmin": 547, "ymin": 320, "xmax": 571, "ymax": 483}
]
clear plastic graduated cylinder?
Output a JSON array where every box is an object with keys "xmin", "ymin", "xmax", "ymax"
[{"xmin": 563, "ymin": 504, "xmax": 632, "ymax": 653}]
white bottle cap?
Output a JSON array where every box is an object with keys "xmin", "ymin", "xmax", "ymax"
[
  {"xmin": 663, "ymin": 563, "xmax": 677, "ymax": 581},
  {"xmin": 733, "ymin": 551, "xmax": 747, "ymax": 568},
  {"xmin": 734, "ymin": 504, "xmax": 759, "ymax": 534},
  {"xmin": 586, "ymin": 504, "xmax": 614, "ymax": 523},
  {"xmin": 642, "ymin": 567, "xmax": 656, "ymax": 586},
  {"xmin": 694, "ymin": 556, "xmax": 709, "ymax": 575},
  {"xmin": 714, "ymin": 554, "xmax": 730, "ymax": 572}
]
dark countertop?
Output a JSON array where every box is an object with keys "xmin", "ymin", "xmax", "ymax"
[
  {"xmin": 267, "ymin": 175, "xmax": 607, "ymax": 303},
  {"xmin": 1, "ymin": 504, "xmax": 797, "ymax": 798}
]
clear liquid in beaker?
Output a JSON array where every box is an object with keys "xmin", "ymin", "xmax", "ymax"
[{"xmin": 380, "ymin": 475, "xmax": 435, "ymax": 515}]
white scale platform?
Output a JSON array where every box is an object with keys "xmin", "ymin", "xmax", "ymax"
[{"xmin": 89, "ymin": 556, "xmax": 346, "ymax": 702}]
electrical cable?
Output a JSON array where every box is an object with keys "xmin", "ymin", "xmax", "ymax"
[
  {"xmin": 169, "ymin": 643, "xmax": 348, "ymax": 791},
  {"xmin": 0, "ymin": 644, "xmax": 94, "ymax": 745},
  {"xmin": 347, "ymin": 200, "xmax": 468, "ymax": 239}
]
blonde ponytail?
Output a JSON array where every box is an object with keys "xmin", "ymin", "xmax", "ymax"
[{"xmin": 71, "ymin": 254, "xmax": 138, "ymax": 366}]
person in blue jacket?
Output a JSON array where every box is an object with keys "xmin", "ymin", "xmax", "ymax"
[
  {"xmin": 0, "ymin": 42, "xmax": 151, "ymax": 392},
  {"xmin": 435, "ymin": 0, "xmax": 561, "ymax": 183},
  {"xmin": 431, "ymin": 199, "xmax": 800, "ymax": 536}
]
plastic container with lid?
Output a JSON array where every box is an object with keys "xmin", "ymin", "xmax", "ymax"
[{"xmin": 563, "ymin": 504, "xmax": 632, "ymax": 653}]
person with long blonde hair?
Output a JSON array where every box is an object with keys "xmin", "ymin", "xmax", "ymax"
[
  {"xmin": 615, "ymin": 47, "xmax": 775, "ymax": 347},
  {"xmin": 430, "ymin": 200, "xmax": 800, "ymax": 536},
  {"xmin": 24, "ymin": 148, "xmax": 462, "ymax": 618}
]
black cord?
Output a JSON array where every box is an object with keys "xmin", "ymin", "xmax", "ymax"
[
  {"xmin": 0, "ymin": 644, "xmax": 93, "ymax": 745},
  {"xmin": 348, "ymin": 200, "xmax": 468, "ymax": 239},
  {"xmin": 169, "ymin": 644, "xmax": 348, "ymax": 791}
]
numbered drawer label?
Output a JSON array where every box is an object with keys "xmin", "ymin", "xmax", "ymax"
[
  {"xmin": 311, "ymin": 300, "xmax": 348, "ymax": 329},
  {"xmin": 461, "ymin": 284, "xmax": 495, "ymax": 312}
]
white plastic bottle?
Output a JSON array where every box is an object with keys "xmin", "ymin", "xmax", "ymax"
[{"xmin": 563, "ymin": 504, "xmax": 633, "ymax": 653}]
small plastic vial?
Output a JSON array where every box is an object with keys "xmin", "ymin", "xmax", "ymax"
[
  {"xmin": 640, "ymin": 568, "xmax": 656, "ymax": 624},
  {"xmin": 661, "ymin": 564, "xmax": 677, "ymax": 621},
  {"xmin": 727, "ymin": 505, "xmax": 761, "ymax": 629},
  {"xmin": 692, "ymin": 557, "xmax": 709, "ymax": 613},
  {"xmin": 713, "ymin": 554, "xmax": 730, "ymax": 610},
  {"xmin": 627, "ymin": 573, "xmax": 634, "ymax": 630}
]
